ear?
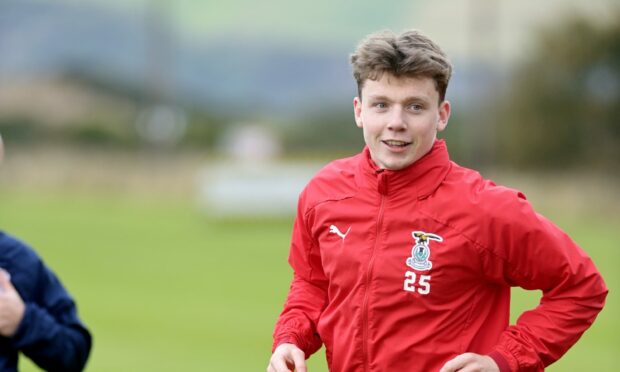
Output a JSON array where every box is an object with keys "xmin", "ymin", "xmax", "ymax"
[
  {"xmin": 353, "ymin": 97, "xmax": 363, "ymax": 128},
  {"xmin": 437, "ymin": 100, "xmax": 451, "ymax": 132}
]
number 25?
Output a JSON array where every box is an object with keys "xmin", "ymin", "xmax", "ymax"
[{"xmin": 404, "ymin": 271, "xmax": 430, "ymax": 295}]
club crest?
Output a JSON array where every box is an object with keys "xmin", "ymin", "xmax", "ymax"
[{"xmin": 406, "ymin": 231, "xmax": 443, "ymax": 271}]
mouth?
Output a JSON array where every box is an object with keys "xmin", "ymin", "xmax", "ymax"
[{"xmin": 382, "ymin": 139, "xmax": 412, "ymax": 148}]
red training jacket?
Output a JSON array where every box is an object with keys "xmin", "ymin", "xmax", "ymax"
[{"xmin": 272, "ymin": 140, "xmax": 607, "ymax": 372}]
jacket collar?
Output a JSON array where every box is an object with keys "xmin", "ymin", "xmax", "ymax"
[{"xmin": 356, "ymin": 139, "xmax": 451, "ymax": 199}]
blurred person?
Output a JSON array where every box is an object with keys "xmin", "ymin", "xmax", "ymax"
[
  {"xmin": 0, "ymin": 133, "xmax": 92, "ymax": 371},
  {"xmin": 267, "ymin": 30, "xmax": 607, "ymax": 372}
]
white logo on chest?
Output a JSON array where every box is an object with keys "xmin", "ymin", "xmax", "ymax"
[
  {"xmin": 406, "ymin": 231, "xmax": 443, "ymax": 271},
  {"xmin": 329, "ymin": 225, "xmax": 351, "ymax": 240}
]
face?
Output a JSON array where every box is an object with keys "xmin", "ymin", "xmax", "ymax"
[{"xmin": 354, "ymin": 74, "xmax": 450, "ymax": 170}]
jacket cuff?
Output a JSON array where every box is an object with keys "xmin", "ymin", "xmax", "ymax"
[{"xmin": 488, "ymin": 350, "xmax": 512, "ymax": 372}]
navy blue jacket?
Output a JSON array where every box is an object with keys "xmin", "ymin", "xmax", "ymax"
[{"xmin": 0, "ymin": 232, "xmax": 91, "ymax": 371}]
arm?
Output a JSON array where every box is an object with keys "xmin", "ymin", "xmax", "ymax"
[
  {"xmin": 480, "ymin": 193, "xmax": 607, "ymax": 371},
  {"xmin": 10, "ymin": 253, "xmax": 91, "ymax": 372},
  {"xmin": 272, "ymin": 273, "xmax": 327, "ymax": 356},
  {"xmin": 270, "ymin": 190, "xmax": 329, "ymax": 366}
]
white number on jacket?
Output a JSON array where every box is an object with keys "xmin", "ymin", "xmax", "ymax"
[{"xmin": 404, "ymin": 271, "xmax": 431, "ymax": 295}]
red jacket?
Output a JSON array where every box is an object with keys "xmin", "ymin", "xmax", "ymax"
[{"xmin": 273, "ymin": 140, "xmax": 607, "ymax": 372}]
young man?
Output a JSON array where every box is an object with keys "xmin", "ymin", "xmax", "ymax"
[
  {"xmin": 0, "ymin": 134, "xmax": 92, "ymax": 371},
  {"xmin": 267, "ymin": 30, "xmax": 607, "ymax": 372}
]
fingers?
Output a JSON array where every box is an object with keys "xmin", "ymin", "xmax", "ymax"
[
  {"xmin": 291, "ymin": 349, "xmax": 307, "ymax": 372},
  {"xmin": 439, "ymin": 353, "xmax": 499, "ymax": 372},
  {"xmin": 267, "ymin": 344, "xmax": 307, "ymax": 372},
  {"xmin": 0, "ymin": 268, "xmax": 24, "ymax": 337},
  {"xmin": 440, "ymin": 353, "xmax": 470, "ymax": 372},
  {"xmin": 0, "ymin": 269, "xmax": 12, "ymax": 293},
  {"xmin": 267, "ymin": 357, "xmax": 305, "ymax": 372},
  {"xmin": 267, "ymin": 357, "xmax": 290, "ymax": 372}
]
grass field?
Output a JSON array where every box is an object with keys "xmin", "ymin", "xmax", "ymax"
[{"xmin": 0, "ymin": 176, "xmax": 617, "ymax": 371}]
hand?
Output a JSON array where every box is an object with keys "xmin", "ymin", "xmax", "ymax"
[
  {"xmin": 0, "ymin": 269, "xmax": 25, "ymax": 337},
  {"xmin": 267, "ymin": 343, "xmax": 307, "ymax": 372},
  {"xmin": 439, "ymin": 352, "xmax": 499, "ymax": 372}
]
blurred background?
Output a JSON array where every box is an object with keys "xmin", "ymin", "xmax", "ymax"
[{"xmin": 0, "ymin": 0, "xmax": 618, "ymax": 370}]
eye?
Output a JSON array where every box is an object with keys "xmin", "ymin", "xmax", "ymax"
[
  {"xmin": 408, "ymin": 103, "xmax": 423, "ymax": 112},
  {"xmin": 374, "ymin": 102, "xmax": 387, "ymax": 109}
]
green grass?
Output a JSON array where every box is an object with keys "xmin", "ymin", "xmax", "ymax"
[
  {"xmin": 0, "ymin": 188, "xmax": 616, "ymax": 371},
  {"xmin": 0, "ymin": 189, "xmax": 294, "ymax": 371}
]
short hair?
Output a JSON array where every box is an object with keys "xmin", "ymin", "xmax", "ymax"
[{"xmin": 350, "ymin": 30, "xmax": 453, "ymax": 102}]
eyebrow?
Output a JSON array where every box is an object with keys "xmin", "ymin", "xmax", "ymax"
[{"xmin": 366, "ymin": 95, "xmax": 431, "ymax": 104}]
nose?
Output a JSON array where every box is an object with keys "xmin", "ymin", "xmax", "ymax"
[{"xmin": 387, "ymin": 106, "xmax": 406, "ymax": 131}]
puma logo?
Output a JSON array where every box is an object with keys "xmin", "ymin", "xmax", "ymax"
[{"xmin": 329, "ymin": 225, "xmax": 351, "ymax": 240}]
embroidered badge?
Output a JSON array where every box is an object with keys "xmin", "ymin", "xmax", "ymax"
[{"xmin": 406, "ymin": 231, "xmax": 443, "ymax": 271}]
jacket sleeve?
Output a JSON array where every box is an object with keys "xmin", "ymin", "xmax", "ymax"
[
  {"xmin": 10, "ymin": 254, "xmax": 92, "ymax": 372},
  {"xmin": 272, "ymin": 189, "xmax": 328, "ymax": 357},
  {"xmin": 479, "ymin": 191, "xmax": 607, "ymax": 372}
]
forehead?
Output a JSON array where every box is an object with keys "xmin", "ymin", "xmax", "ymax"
[{"xmin": 362, "ymin": 74, "xmax": 439, "ymax": 102}]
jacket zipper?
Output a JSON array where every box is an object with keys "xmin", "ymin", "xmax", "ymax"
[{"xmin": 362, "ymin": 177, "xmax": 387, "ymax": 372}]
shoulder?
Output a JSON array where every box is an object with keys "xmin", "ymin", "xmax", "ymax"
[
  {"xmin": 311, "ymin": 154, "xmax": 359, "ymax": 184},
  {"xmin": 426, "ymin": 164, "xmax": 538, "ymax": 245},
  {"xmin": 0, "ymin": 232, "xmax": 41, "ymax": 271},
  {"xmin": 301, "ymin": 153, "xmax": 361, "ymax": 210},
  {"xmin": 0, "ymin": 232, "xmax": 49, "ymax": 301},
  {"xmin": 442, "ymin": 163, "xmax": 528, "ymax": 213}
]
